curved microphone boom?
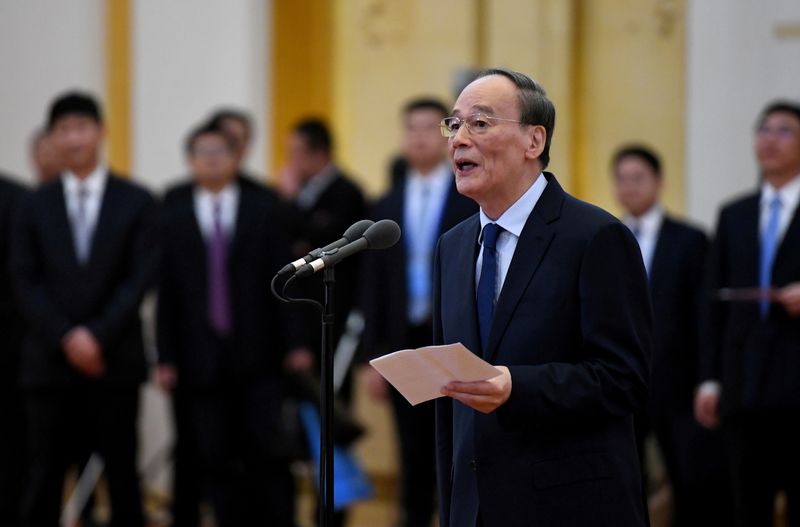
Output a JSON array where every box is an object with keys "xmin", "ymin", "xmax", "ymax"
[
  {"xmin": 295, "ymin": 219, "xmax": 401, "ymax": 278},
  {"xmin": 277, "ymin": 219, "xmax": 374, "ymax": 277}
]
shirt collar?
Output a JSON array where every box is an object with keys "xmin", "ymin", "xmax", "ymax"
[
  {"xmin": 479, "ymin": 173, "xmax": 548, "ymax": 240},
  {"xmin": 407, "ymin": 160, "xmax": 452, "ymax": 192},
  {"xmin": 624, "ymin": 203, "xmax": 664, "ymax": 234},
  {"xmin": 761, "ymin": 173, "xmax": 800, "ymax": 211},
  {"xmin": 194, "ymin": 181, "xmax": 240, "ymax": 203},
  {"xmin": 62, "ymin": 164, "xmax": 107, "ymax": 195}
]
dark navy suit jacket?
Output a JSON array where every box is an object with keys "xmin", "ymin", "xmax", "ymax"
[{"xmin": 433, "ymin": 173, "xmax": 652, "ymax": 527}]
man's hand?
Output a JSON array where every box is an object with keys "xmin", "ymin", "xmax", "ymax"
[
  {"xmin": 363, "ymin": 366, "xmax": 389, "ymax": 400},
  {"xmin": 284, "ymin": 347, "xmax": 315, "ymax": 372},
  {"xmin": 777, "ymin": 282, "xmax": 800, "ymax": 317},
  {"xmin": 62, "ymin": 326, "xmax": 105, "ymax": 378},
  {"xmin": 156, "ymin": 364, "xmax": 178, "ymax": 392},
  {"xmin": 694, "ymin": 388, "xmax": 721, "ymax": 429},
  {"xmin": 441, "ymin": 366, "xmax": 512, "ymax": 414}
]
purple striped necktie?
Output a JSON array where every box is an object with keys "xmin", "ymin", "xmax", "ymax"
[{"xmin": 208, "ymin": 200, "xmax": 232, "ymax": 335}]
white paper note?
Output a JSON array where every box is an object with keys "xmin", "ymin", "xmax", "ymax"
[{"xmin": 369, "ymin": 343, "xmax": 502, "ymax": 405}]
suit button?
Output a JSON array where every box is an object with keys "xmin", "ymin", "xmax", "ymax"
[{"xmin": 470, "ymin": 459, "xmax": 478, "ymax": 471}]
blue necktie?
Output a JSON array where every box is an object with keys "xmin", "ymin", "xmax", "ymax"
[
  {"xmin": 759, "ymin": 196, "xmax": 782, "ymax": 318},
  {"xmin": 477, "ymin": 223, "xmax": 502, "ymax": 354}
]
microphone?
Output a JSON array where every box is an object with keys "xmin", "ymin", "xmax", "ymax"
[
  {"xmin": 295, "ymin": 219, "xmax": 401, "ymax": 278},
  {"xmin": 277, "ymin": 219, "xmax": 374, "ymax": 276}
]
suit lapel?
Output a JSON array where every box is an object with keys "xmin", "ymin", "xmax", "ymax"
[
  {"xmin": 48, "ymin": 181, "xmax": 81, "ymax": 270},
  {"xmin": 87, "ymin": 174, "xmax": 119, "ymax": 268},
  {"xmin": 228, "ymin": 182, "xmax": 257, "ymax": 266},
  {"xmin": 485, "ymin": 175, "xmax": 563, "ymax": 362},
  {"xmin": 453, "ymin": 216, "xmax": 482, "ymax": 356},
  {"xmin": 773, "ymin": 198, "xmax": 800, "ymax": 283},
  {"xmin": 648, "ymin": 217, "xmax": 674, "ymax": 290}
]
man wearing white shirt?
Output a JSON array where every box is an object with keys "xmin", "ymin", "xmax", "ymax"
[
  {"xmin": 432, "ymin": 68, "xmax": 651, "ymax": 527},
  {"xmin": 612, "ymin": 145, "xmax": 731, "ymax": 526},
  {"xmin": 11, "ymin": 92, "xmax": 157, "ymax": 527},
  {"xmin": 157, "ymin": 122, "xmax": 298, "ymax": 526},
  {"xmin": 695, "ymin": 101, "xmax": 800, "ymax": 526}
]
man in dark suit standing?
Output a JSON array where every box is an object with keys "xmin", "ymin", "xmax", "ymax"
[
  {"xmin": 0, "ymin": 174, "xmax": 27, "ymax": 527},
  {"xmin": 11, "ymin": 92, "xmax": 157, "ymax": 527},
  {"xmin": 695, "ymin": 101, "xmax": 800, "ymax": 527},
  {"xmin": 432, "ymin": 68, "xmax": 652, "ymax": 527},
  {"xmin": 156, "ymin": 122, "xmax": 296, "ymax": 527},
  {"xmin": 278, "ymin": 118, "xmax": 366, "ymax": 380},
  {"xmin": 612, "ymin": 145, "xmax": 731, "ymax": 526},
  {"xmin": 362, "ymin": 97, "xmax": 478, "ymax": 527}
]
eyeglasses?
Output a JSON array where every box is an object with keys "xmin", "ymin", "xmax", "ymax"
[
  {"xmin": 756, "ymin": 125, "xmax": 799, "ymax": 140},
  {"xmin": 439, "ymin": 113, "xmax": 525, "ymax": 138}
]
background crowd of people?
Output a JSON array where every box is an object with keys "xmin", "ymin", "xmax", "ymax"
[{"xmin": 1, "ymin": 81, "xmax": 800, "ymax": 527}]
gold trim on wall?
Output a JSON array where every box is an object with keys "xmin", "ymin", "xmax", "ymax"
[
  {"xmin": 270, "ymin": 0, "xmax": 333, "ymax": 176},
  {"xmin": 105, "ymin": 0, "xmax": 132, "ymax": 176}
]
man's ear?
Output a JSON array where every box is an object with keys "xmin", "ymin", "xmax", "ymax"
[{"xmin": 524, "ymin": 125, "xmax": 547, "ymax": 161}]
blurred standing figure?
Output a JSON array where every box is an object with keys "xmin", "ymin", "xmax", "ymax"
[
  {"xmin": 156, "ymin": 123, "xmax": 297, "ymax": 527},
  {"xmin": 612, "ymin": 145, "xmax": 731, "ymax": 526},
  {"xmin": 30, "ymin": 128, "xmax": 62, "ymax": 184},
  {"xmin": 695, "ymin": 101, "xmax": 800, "ymax": 527},
  {"xmin": 362, "ymin": 98, "xmax": 477, "ymax": 527},
  {"xmin": 278, "ymin": 118, "xmax": 366, "ymax": 382},
  {"xmin": 0, "ymin": 173, "xmax": 27, "ymax": 527},
  {"xmin": 10, "ymin": 92, "xmax": 158, "ymax": 527}
]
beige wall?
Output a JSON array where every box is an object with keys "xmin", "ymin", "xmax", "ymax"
[{"xmin": 331, "ymin": 0, "xmax": 686, "ymax": 217}]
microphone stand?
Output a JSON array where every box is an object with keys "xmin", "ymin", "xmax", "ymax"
[
  {"xmin": 320, "ymin": 266, "xmax": 335, "ymax": 526},
  {"xmin": 271, "ymin": 269, "xmax": 336, "ymax": 527}
]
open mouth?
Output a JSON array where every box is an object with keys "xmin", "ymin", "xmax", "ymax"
[{"xmin": 455, "ymin": 160, "xmax": 479, "ymax": 174}]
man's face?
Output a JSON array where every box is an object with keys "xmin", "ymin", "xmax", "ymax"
[
  {"xmin": 286, "ymin": 132, "xmax": 325, "ymax": 182},
  {"xmin": 613, "ymin": 156, "xmax": 662, "ymax": 217},
  {"xmin": 50, "ymin": 114, "xmax": 103, "ymax": 173},
  {"xmin": 449, "ymin": 75, "xmax": 535, "ymax": 208},
  {"xmin": 219, "ymin": 117, "xmax": 249, "ymax": 163},
  {"xmin": 188, "ymin": 133, "xmax": 237, "ymax": 187},
  {"xmin": 755, "ymin": 111, "xmax": 800, "ymax": 178},
  {"xmin": 403, "ymin": 108, "xmax": 447, "ymax": 172}
]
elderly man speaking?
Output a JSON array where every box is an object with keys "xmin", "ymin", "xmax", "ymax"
[{"xmin": 433, "ymin": 68, "xmax": 652, "ymax": 527}]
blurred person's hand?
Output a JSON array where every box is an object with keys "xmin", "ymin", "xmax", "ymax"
[
  {"xmin": 62, "ymin": 326, "xmax": 105, "ymax": 378},
  {"xmin": 777, "ymin": 282, "xmax": 800, "ymax": 317},
  {"xmin": 277, "ymin": 165, "xmax": 302, "ymax": 201},
  {"xmin": 284, "ymin": 347, "xmax": 315, "ymax": 372},
  {"xmin": 694, "ymin": 386, "xmax": 721, "ymax": 429},
  {"xmin": 156, "ymin": 364, "xmax": 178, "ymax": 391},
  {"xmin": 363, "ymin": 366, "xmax": 389, "ymax": 400}
]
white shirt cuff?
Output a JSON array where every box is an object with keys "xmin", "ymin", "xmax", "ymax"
[{"xmin": 698, "ymin": 380, "xmax": 721, "ymax": 397}]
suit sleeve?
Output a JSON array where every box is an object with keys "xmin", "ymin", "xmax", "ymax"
[
  {"xmin": 688, "ymin": 230, "xmax": 711, "ymax": 384},
  {"xmin": 10, "ymin": 194, "xmax": 74, "ymax": 349},
  {"xmin": 699, "ymin": 210, "xmax": 729, "ymax": 382},
  {"xmin": 432, "ymin": 238, "xmax": 453, "ymax": 527},
  {"xmin": 497, "ymin": 222, "xmax": 652, "ymax": 425},
  {"xmin": 155, "ymin": 208, "xmax": 178, "ymax": 365},
  {"xmin": 86, "ymin": 193, "xmax": 160, "ymax": 350}
]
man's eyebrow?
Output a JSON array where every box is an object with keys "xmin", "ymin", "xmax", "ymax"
[{"xmin": 472, "ymin": 104, "xmax": 494, "ymax": 114}]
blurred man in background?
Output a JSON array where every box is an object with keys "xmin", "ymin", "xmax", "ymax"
[
  {"xmin": 362, "ymin": 97, "xmax": 477, "ymax": 527},
  {"xmin": 11, "ymin": 91, "xmax": 158, "ymax": 527},
  {"xmin": 612, "ymin": 144, "xmax": 731, "ymax": 526},
  {"xmin": 278, "ymin": 118, "xmax": 366, "ymax": 382},
  {"xmin": 695, "ymin": 101, "xmax": 800, "ymax": 527},
  {"xmin": 157, "ymin": 122, "xmax": 297, "ymax": 527}
]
